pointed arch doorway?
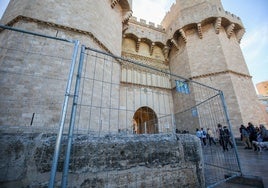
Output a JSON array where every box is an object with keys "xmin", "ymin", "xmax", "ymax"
[{"xmin": 132, "ymin": 106, "xmax": 158, "ymax": 134}]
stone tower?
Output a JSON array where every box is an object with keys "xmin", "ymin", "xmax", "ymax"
[
  {"xmin": 161, "ymin": 0, "xmax": 266, "ymax": 135},
  {"xmin": 0, "ymin": 0, "xmax": 266, "ymax": 136},
  {"xmin": 122, "ymin": 0, "xmax": 267, "ymax": 135}
]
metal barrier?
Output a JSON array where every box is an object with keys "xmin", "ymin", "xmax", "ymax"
[
  {"xmin": 68, "ymin": 46, "xmax": 242, "ymax": 187},
  {"xmin": 0, "ymin": 24, "xmax": 242, "ymax": 187}
]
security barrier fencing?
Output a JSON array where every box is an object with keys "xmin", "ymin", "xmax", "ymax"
[{"xmin": 0, "ymin": 24, "xmax": 242, "ymax": 188}]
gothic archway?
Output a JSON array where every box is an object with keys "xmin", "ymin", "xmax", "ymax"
[{"xmin": 133, "ymin": 106, "xmax": 158, "ymax": 134}]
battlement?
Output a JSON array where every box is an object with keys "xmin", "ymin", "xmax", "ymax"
[
  {"xmin": 162, "ymin": 0, "xmax": 243, "ymax": 30},
  {"xmin": 129, "ymin": 16, "xmax": 165, "ymax": 31},
  {"xmin": 222, "ymin": 9, "xmax": 241, "ymax": 21}
]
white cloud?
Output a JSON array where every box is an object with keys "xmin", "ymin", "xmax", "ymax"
[{"xmin": 132, "ymin": 0, "xmax": 175, "ymax": 24}]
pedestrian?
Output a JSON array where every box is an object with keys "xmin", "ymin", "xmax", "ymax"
[
  {"xmin": 223, "ymin": 126, "xmax": 233, "ymax": 148},
  {"xmin": 240, "ymin": 124, "xmax": 252, "ymax": 149},
  {"xmin": 207, "ymin": 128, "xmax": 216, "ymax": 146},
  {"xmin": 259, "ymin": 124, "xmax": 268, "ymax": 141},
  {"xmin": 247, "ymin": 122, "xmax": 257, "ymax": 148},
  {"xmin": 201, "ymin": 128, "xmax": 207, "ymax": 146},
  {"xmin": 218, "ymin": 124, "xmax": 228, "ymax": 151},
  {"xmin": 196, "ymin": 128, "xmax": 202, "ymax": 143}
]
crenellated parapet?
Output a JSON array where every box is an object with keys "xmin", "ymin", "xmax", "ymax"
[
  {"xmin": 123, "ymin": 17, "xmax": 168, "ymax": 63},
  {"xmin": 123, "ymin": 0, "xmax": 247, "ymax": 73},
  {"xmin": 162, "ymin": 0, "xmax": 245, "ymax": 44},
  {"xmin": 164, "ymin": 16, "xmax": 245, "ymax": 52},
  {"xmin": 129, "ymin": 17, "xmax": 165, "ymax": 31}
]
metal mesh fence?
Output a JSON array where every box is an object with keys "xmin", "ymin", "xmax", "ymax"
[
  {"xmin": 72, "ymin": 47, "xmax": 176, "ymax": 135},
  {"xmin": 0, "ymin": 25, "xmax": 242, "ymax": 187},
  {"xmin": 69, "ymin": 47, "xmax": 242, "ymax": 187},
  {"xmin": 0, "ymin": 25, "xmax": 77, "ymax": 129}
]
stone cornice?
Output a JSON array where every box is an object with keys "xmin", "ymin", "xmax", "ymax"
[
  {"xmin": 1, "ymin": 15, "xmax": 113, "ymax": 55},
  {"xmin": 190, "ymin": 70, "xmax": 252, "ymax": 79}
]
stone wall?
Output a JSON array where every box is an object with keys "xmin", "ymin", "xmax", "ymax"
[
  {"xmin": 1, "ymin": 0, "xmax": 127, "ymax": 56},
  {"xmin": 0, "ymin": 127, "xmax": 204, "ymax": 187}
]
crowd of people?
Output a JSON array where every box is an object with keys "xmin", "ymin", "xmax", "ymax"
[
  {"xmin": 196, "ymin": 124, "xmax": 233, "ymax": 151},
  {"xmin": 195, "ymin": 122, "xmax": 268, "ymax": 152},
  {"xmin": 239, "ymin": 122, "xmax": 268, "ymax": 151}
]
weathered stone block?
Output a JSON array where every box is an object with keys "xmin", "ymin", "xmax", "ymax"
[{"xmin": 0, "ymin": 127, "xmax": 204, "ymax": 187}]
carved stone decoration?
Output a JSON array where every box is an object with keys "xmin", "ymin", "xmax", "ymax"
[
  {"xmin": 236, "ymin": 28, "xmax": 245, "ymax": 43},
  {"xmin": 111, "ymin": 0, "xmax": 120, "ymax": 8},
  {"xmin": 136, "ymin": 38, "xmax": 141, "ymax": 52},
  {"xmin": 171, "ymin": 38, "xmax": 179, "ymax": 50},
  {"xmin": 197, "ymin": 23, "xmax": 203, "ymax": 39},
  {"xmin": 122, "ymin": 10, "xmax": 133, "ymax": 24},
  {"xmin": 122, "ymin": 23, "xmax": 129, "ymax": 33},
  {"xmin": 150, "ymin": 42, "xmax": 155, "ymax": 56},
  {"xmin": 214, "ymin": 17, "xmax": 222, "ymax": 34},
  {"xmin": 162, "ymin": 46, "xmax": 170, "ymax": 62},
  {"xmin": 226, "ymin": 23, "xmax": 235, "ymax": 38},
  {"xmin": 179, "ymin": 28, "xmax": 187, "ymax": 43}
]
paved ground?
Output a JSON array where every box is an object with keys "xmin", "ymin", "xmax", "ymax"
[
  {"xmin": 236, "ymin": 145, "xmax": 268, "ymax": 187},
  {"xmin": 214, "ymin": 145, "xmax": 268, "ymax": 188}
]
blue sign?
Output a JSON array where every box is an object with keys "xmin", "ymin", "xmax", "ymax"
[
  {"xmin": 175, "ymin": 80, "xmax": 190, "ymax": 94},
  {"xmin": 191, "ymin": 107, "xmax": 198, "ymax": 117}
]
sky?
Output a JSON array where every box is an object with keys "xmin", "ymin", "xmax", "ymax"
[{"xmin": 0, "ymin": 0, "xmax": 267, "ymax": 92}]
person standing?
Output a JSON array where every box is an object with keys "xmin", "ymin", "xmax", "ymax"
[
  {"xmin": 201, "ymin": 128, "xmax": 207, "ymax": 146},
  {"xmin": 218, "ymin": 124, "xmax": 228, "ymax": 151},
  {"xmin": 223, "ymin": 126, "xmax": 233, "ymax": 148},
  {"xmin": 207, "ymin": 128, "xmax": 216, "ymax": 146},
  {"xmin": 240, "ymin": 124, "xmax": 252, "ymax": 149},
  {"xmin": 247, "ymin": 122, "xmax": 257, "ymax": 148},
  {"xmin": 260, "ymin": 124, "xmax": 268, "ymax": 141}
]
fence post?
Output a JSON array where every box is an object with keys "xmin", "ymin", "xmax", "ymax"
[
  {"xmin": 172, "ymin": 113, "xmax": 176, "ymax": 133},
  {"xmin": 49, "ymin": 40, "xmax": 80, "ymax": 188},
  {"xmin": 61, "ymin": 45, "xmax": 86, "ymax": 188},
  {"xmin": 219, "ymin": 91, "xmax": 242, "ymax": 174}
]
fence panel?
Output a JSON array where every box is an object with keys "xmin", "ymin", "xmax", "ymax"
[
  {"xmin": 0, "ymin": 24, "xmax": 78, "ymax": 187},
  {"xmin": 0, "ymin": 25, "xmax": 77, "ymax": 130},
  {"xmin": 0, "ymin": 24, "xmax": 242, "ymax": 187},
  {"xmin": 67, "ymin": 47, "xmax": 242, "ymax": 187}
]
